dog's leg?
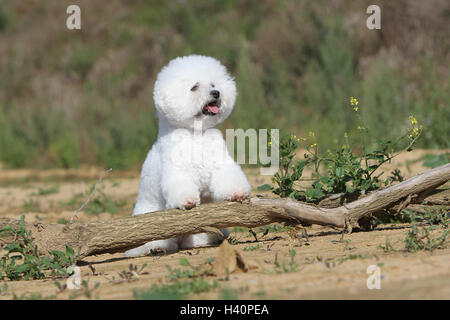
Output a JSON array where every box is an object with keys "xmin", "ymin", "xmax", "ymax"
[
  {"xmin": 124, "ymin": 238, "xmax": 179, "ymax": 257},
  {"xmin": 126, "ymin": 200, "xmax": 178, "ymax": 257},
  {"xmin": 210, "ymin": 161, "xmax": 251, "ymax": 203},
  {"xmin": 161, "ymin": 170, "xmax": 201, "ymax": 210},
  {"xmin": 176, "ymin": 162, "xmax": 251, "ymax": 250},
  {"xmin": 179, "ymin": 229, "xmax": 230, "ymax": 250}
]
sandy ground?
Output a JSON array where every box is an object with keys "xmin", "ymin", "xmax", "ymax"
[{"xmin": 0, "ymin": 149, "xmax": 448, "ymax": 300}]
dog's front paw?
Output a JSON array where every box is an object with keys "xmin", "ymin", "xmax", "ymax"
[
  {"xmin": 163, "ymin": 181, "xmax": 200, "ymax": 210},
  {"xmin": 225, "ymin": 191, "xmax": 250, "ymax": 202},
  {"xmin": 182, "ymin": 198, "xmax": 199, "ymax": 210},
  {"xmin": 166, "ymin": 194, "xmax": 200, "ymax": 210}
]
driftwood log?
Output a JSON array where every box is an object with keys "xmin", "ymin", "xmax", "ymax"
[{"xmin": 1, "ymin": 163, "xmax": 449, "ymax": 261}]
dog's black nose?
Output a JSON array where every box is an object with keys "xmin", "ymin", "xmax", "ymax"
[{"xmin": 210, "ymin": 90, "xmax": 220, "ymax": 99}]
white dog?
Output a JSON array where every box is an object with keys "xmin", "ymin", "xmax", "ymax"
[{"xmin": 124, "ymin": 55, "xmax": 251, "ymax": 257}]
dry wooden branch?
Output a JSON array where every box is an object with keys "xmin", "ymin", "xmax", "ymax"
[{"xmin": 1, "ymin": 164, "xmax": 449, "ymax": 261}]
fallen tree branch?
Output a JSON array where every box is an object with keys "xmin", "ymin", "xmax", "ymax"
[{"xmin": 1, "ymin": 164, "xmax": 449, "ymax": 260}]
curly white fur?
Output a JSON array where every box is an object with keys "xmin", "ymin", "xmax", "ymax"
[{"xmin": 124, "ymin": 55, "xmax": 251, "ymax": 257}]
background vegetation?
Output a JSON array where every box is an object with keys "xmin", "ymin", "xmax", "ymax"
[{"xmin": 0, "ymin": 0, "xmax": 448, "ymax": 169}]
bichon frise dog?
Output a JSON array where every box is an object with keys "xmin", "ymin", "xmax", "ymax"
[{"xmin": 124, "ymin": 55, "xmax": 251, "ymax": 257}]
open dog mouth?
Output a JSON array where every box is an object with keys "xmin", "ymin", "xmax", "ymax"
[{"xmin": 202, "ymin": 99, "xmax": 220, "ymax": 116}]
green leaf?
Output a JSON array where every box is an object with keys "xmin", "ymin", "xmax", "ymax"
[
  {"xmin": 345, "ymin": 184, "xmax": 354, "ymax": 193},
  {"xmin": 179, "ymin": 258, "xmax": 190, "ymax": 266},
  {"xmin": 319, "ymin": 176, "xmax": 330, "ymax": 184},
  {"xmin": 335, "ymin": 167, "xmax": 344, "ymax": 177},
  {"xmin": 14, "ymin": 264, "xmax": 30, "ymax": 273},
  {"xmin": 0, "ymin": 225, "xmax": 14, "ymax": 233},
  {"xmin": 65, "ymin": 245, "xmax": 75, "ymax": 257}
]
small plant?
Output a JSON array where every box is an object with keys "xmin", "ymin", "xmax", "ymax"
[
  {"xmin": 0, "ymin": 215, "xmax": 78, "ymax": 280},
  {"xmin": 66, "ymin": 184, "xmax": 127, "ymax": 215},
  {"xmin": 337, "ymin": 254, "xmax": 367, "ymax": 264},
  {"xmin": 167, "ymin": 257, "xmax": 214, "ymax": 280},
  {"xmin": 273, "ymin": 250, "xmax": 299, "ymax": 274},
  {"xmin": 13, "ymin": 292, "xmax": 55, "ymax": 300},
  {"xmin": 403, "ymin": 208, "xmax": 448, "ymax": 253},
  {"xmin": 69, "ymin": 279, "xmax": 100, "ymax": 300},
  {"xmin": 377, "ymin": 237, "xmax": 397, "ymax": 253},
  {"xmin": 22, "ymin": 199, "xmax": 41, "ymax": 212},
  {"xmin": 341, "ymin": 238, "xmax": 354, "ymax": 251},
  {"xmin": 57, "ymin": 218, "xmax": 70, "ymax": 224},
  {"xmin": 220, "ymin": 287, "xmax": 239, "ymax": 300},
  {"xmin": 377, "ymin": 208, "xmax": 448, "ymax": 253},
  {"xmin": 134, "ymin": 277, "xmax": 219, "ymax": 300},
  {"xmin": 263, "ymin": 223, "xmax": 291, "ymax": 234},
  {"xmin": 84, "ymin": 192, "xmax": 126, "ymax": 215},
  {"xmin": 253, "ymin": 289, "xmax": 267, "ymax": 299},
  {"xmin": 117, "ymin": 263, "xmax": 148, "ymax": 283},
  {"xmin": 30, "ymin": 185, "xmax": 59, "ymax": 197},
  {"xmin": 261, "ymin": 98, "xmax": 421, "ymax": 203},
  {"xmin": 243, "ymin": 244, "xmax": 263, "ymax": 251},
  {"xmin": 134, "ymin": 258, "xmax": 219, "ymax": 300}
]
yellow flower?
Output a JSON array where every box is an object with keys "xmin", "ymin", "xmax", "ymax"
[
  {"xmin": 350, "ymin": 97, "xmax": 359, "ymax": 106},
  {"xmin": 408, "ymin": 124, "xmax": 422, "ymax": 140},
  {"xmin": 290, "ymin": 134, "xmax": 301, "ymax": 142},
  {"xmin": 357, "ymin": 125, "xmax": 365, "ymax": 130},
  {"xmin": 310, "ymin": 143, "xmax": 317, "ymax": 148},
  {"xmin": 409, "ymin": 115, "xmax": 418, "ymax": 126},
  {"xmin": 268, "ymin": 141, "xmax": 272, "ymax": 146}
]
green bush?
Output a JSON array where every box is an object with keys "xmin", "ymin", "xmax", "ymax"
[
  {"xmin": 49, "ymin": 135, "xmax": 80, "ymax": 168},
  {"xmin": 0, "ymin": 0, "xmax": 447, "ymax": 170},
  {"xmin": 0, "ymin": 106, "xmax": 30, "ymax": 167},
  {"xmin": 300, "ymin": 16, "xmax": 357, "ymax": 149},
  {"xmin": 68, "ymin": 43, "xmax": 97, "ymax": 79}
]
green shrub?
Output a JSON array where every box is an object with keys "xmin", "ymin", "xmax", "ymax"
[
  {"xmin": 68, "ymin": 43, "xmax": 97, "ymax": 79},
  {"xmin": 262, "ymin": 97, "xmax": 420, "ymax": 203},
  {"xmin": 0, "ymin": 215, "xmax": 78, "ymax": 280},
  {"xmin": 0, "ymin": 0, "xmax": 447, "ymax": 170},
  {"xmin": 49, "ymin": 135, "xmax": 80, "ymax": 168},
  {"xmin": 300, "ymin": 16, "xmax": 357, "ymax": 149},
  {"xmin": 0, "ymin": 7, "xmax": 9, "ymax": 31}
]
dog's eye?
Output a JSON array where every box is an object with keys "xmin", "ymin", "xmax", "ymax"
[{"xmin": 190, "ymin": 83, "xmax": 199, "ymax": 91}]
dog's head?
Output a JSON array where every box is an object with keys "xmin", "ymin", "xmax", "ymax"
[{"xmin": 153, "ymin": 55, "xmax": 237, "ymax": 130}]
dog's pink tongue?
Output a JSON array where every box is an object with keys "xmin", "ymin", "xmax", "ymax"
[{"xmin": 208, "ymin": 106, "xmax": 219, "ymax": 114}]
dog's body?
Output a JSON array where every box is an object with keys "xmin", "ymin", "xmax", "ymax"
[{"xmin": 124, "ymin": 55, "xmax": 251, "ymax": 257}]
